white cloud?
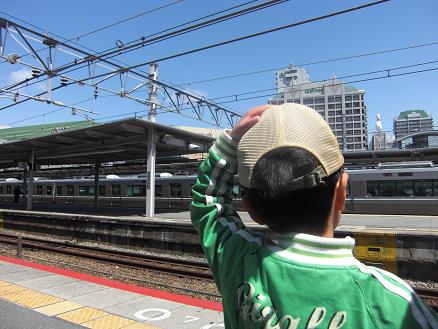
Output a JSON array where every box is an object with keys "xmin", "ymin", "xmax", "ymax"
[
  {"xmin": 0, "ymin": 125, "xmax": 10, "ymax": 129},
  {"xmin": 8, "ymin": 68, "xmax": 32, "ymax": 84}
]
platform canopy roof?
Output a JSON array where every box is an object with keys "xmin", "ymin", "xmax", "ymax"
[{"xmin": 0, "ymin": 118, "xmax": 215, "ymax": 169}]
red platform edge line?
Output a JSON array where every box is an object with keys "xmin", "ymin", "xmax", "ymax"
[{"xmin": 0, "ymin": 255, "xmax": 223, "ymax": 312}]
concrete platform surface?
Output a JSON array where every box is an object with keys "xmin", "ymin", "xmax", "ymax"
[
  {"xmin": 1, "ymin": 202, "xmax": 438, "ymax": 233},
  {"xmin": 0, "ymin": 257, "xmax": 224, "ymax": 329}
]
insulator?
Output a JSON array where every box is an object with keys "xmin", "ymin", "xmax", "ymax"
[
  {"xmin": 7, "ymin": 53, "xmax": 20, "ymax": 64},
  {"xmin": 94, "ymin": 87, "xmax": 98, "ymax": 99},
  {"xmin": 60, "ymin": 76, "xmax": 68, "ymax": 86},
  {"xmin": 31, "ymin": 68, "xmax": 41, "ymax": 78}
]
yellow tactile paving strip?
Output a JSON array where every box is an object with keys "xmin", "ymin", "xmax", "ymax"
[
  {"xmin": 82, "ymin": 314, "xmax": 136, "ymax": 328},
  {"xmin": 0, "ymin": 280, "xmax": 159, "ymax": 329}
]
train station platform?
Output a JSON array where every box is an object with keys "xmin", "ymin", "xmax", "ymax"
[
  {"xmin": 1, "ymin": 201, "xmax": 438, "ymax": 232},
  {"xmin": 0, "ymin": 256, "xmax": 223, "ymax": 329}
]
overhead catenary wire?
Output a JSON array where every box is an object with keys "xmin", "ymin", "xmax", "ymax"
[
  {"xmin": 0, "ymin": 0, "xmax": 391, "ymax": 114},
  {"xmin": 0, "ymin": 0, "xmax": 289, "ymax": 98},
  {"xmin": 8, "ymin": 62, "xmax": 438, "ymax": 129},
  {"xmin": 0, "ymin": 0, "xmax": 281, "ymax": 79},
  {"xmin": 175, "ymin": 41, "xmax": 438, "ymax": 86},
  {"xmin": 0, "ymin": 0, "xmax": 185, "ymax": 60}
]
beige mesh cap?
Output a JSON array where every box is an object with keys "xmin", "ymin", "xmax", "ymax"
[{"xmin": 237, "ymin": 103, "xmax": 344, "ymax": 189}]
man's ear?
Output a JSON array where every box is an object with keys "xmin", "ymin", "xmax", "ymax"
[
  {"xmin": 334, "ymin": 172, "xmax": 349, "ymax": 212},
  {"xmin": 242, "ymin": 196, "xmax": 264, "ymax": 225}
]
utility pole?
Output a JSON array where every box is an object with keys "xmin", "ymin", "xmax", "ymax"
[{"xmin": 146, "ymin": 63, "xmax": 158, "ymax": 217}]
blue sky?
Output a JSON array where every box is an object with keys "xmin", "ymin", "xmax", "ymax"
[{"xmin": 0, "ymin": 0, "xmax": 437, "ymax": 137}]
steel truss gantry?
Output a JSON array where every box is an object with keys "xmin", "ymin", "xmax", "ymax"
[{"xmin": 0, "ymin": 17, "xmax": 241, "ymax": 127}]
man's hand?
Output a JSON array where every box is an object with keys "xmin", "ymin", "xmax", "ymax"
[{"xmin": 229, "ymin": 105, "xmax": 270, "ymax": 141}]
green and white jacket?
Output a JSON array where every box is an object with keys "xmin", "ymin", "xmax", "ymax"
[{"xmin": 190, "ymin": 131, "xmax": 438, "ymax": 329}]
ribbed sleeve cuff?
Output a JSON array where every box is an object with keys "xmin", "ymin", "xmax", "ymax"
[{"xmin": 210, "ymin": 130, "xmax": 238, "ymax": 173}]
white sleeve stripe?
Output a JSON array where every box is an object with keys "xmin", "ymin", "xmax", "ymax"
[
  {"xmin": 372, "ymin": 267, "xmax": 438, "ymax": 328},
  {"xmin": 205, "ymin": 158, "xmax": 227, "ymax": 196},
  {"xmin": 357, "ymin": 264, "xmax": 432, "ymax": 329}
]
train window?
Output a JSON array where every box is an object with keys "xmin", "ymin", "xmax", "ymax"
[
  {"xmin": 79, "ymin": 186, "xmax": 95, "ymax": 196},
  {"xmin": 99, "ymin": 185, "xmax": 106, "ymax": 196},
  {"xmin": 36, "ymin": 185, "xmax": 43, "ymax": 195},
  {"xmin": 127, "ymin": 185, "xmax": 145, "ymax": 197},
  {"xmin": 380, "ymin": 181, "xmax": 396, "ymax": 197},
  {"xmin": 47, "ymin": 186, "xmax": 52, "ymax": 195},
  {"xmin": 170, "ymin": 183, "xmax": 182, "ymax": 197},
  {"xmin": 6, "ymin": 185, "xmax": 11, "ymax": 194},
  {"xmin": 366, "ymin": 181, "xmax": 379, "ymax": 197},
  {"xmin": 414, "ymin": 180, "xmax": 433, "ymax": 197},
  {"xmin": 397, "ymin": 181, "xmax": 414, "ymax": 197},
  {"xmin": 111, "ymin": 184, "xmax": 121, "ymax": 197},
  {"xmin": 0, "ymin": 186, "xmax": 3, "ymax": 194},
  {"xmin": 398, "ymin": 172, "xmax": 413, "ymax": 177},
  {"xmin": 67, "ymin": 185, "xmax": 74, "ymax": 196},
  {"xmin": 155, "ymin": 184, "xmax": 163, "ymax": 197},
  {"xmin": 56, "ymin": 186, "xmax": 63, "ymax": 195}
]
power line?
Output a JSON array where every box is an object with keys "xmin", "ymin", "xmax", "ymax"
[
  {"xmin": 10, "ymin": 61, "xmax": 438, "ymax": 128},
  {"xmin": 2, "ymin": 0, "xmax": 391, "ymax": 99},
  {"xmin": 203, "ymin": 59, "xmax": 438, "ymax": 102},
  {"xmin": 0, "ymin": 0, "xmax": 287, "ymax": 94},
  {"xmin": 0, "ymin": 0, "xmax": 184, "ymax": 59},
  {"xmin": 176, "ymin": 41, "xmax": 438, "ymax": 86}
]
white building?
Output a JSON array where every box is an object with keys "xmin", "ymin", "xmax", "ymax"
[{"xmin": 269, "ymin": 65, "xmax": 368, "ymax": 151}]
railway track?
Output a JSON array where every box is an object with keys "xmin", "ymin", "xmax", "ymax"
[
  {"xmin": 0, "ymin": 232, "xmax": 213, "ymax": 281},
  {"xmin": 0, "ymin": 232, "xmax": 437, "ymax": 312}
]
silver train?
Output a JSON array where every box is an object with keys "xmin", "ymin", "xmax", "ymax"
[{"xmin": 0, "ymin": 162, "xmax": 437, "ymax": 215}]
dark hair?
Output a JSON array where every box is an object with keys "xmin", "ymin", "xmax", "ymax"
[{"xmin": 243, "ymin": 147, "xmax": 342, "ymax": 234}]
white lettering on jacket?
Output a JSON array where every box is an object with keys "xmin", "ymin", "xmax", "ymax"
[{"xmin": 237, "ymin": 281, "xmax": 346, "ymax": 329}]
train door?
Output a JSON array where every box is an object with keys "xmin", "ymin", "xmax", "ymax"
[{"xmin": 110, "ymin": 184, "xmax": 122, "ymax": 206}]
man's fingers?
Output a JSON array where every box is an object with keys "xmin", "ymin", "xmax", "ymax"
[{"xmin": 245, "ymin": 105, "xmax": 271, "ymax": 118}]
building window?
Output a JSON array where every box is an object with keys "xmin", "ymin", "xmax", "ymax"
[
  {"xmin": 335, "ymin": 103, "xmax": 342, "ymax": 109},
  {"xmin": 354, "ymin": 123, "xmax": 361, "ymax": 128},
  {"xmin": 315, "ymin": 105, "xmax": 324, "ymax": 111},
  {"xmin": 328, "ymin": 111, "xmax": 335, "ymax": 116},
  {"xmin": 335, "ymin": 96, "xmax": 342, "ymax": 102},
  {"xmin": 329, "ymin": 124, "xmax": 335, "ymax": 129},
  {"xmin": 354, "ymin": 137, "xmax": 361, "ymax": 142},
  {"xmin": 336, "ymin": 110, "xmax": 342, "ymax": 116},
  {"xmin": 328, "ymin": 104, "xmax": 335, "ymax": 109},
  {"xmin": 345, "ymin": 96, "xmax": 352, "ymax": 101},
  {"xmin": 353, "ymin": 109, "xmax": 361, "ymax": 114},
  {"xmin": 354, "ymin": 115, "xmax": 361, "ymax": 121},
  {"xmin": 345, "ymin": 103, "xmax": 352, "ymax": 108},
  {"xmin": 346, "ymin": 117, "xmax": 352, "ymax": 122},
  {"xmin": 353, "ymin": 102, "xmax": 360, "ymax": 107},
  {"xmin": 353, "ymin": 95, "xmax": 360, "ymax": 100},
  {"xmin": 336, "ymin": 124, "xmax": 342, "ymax": 129},
  {"xmin": 346, "ymin": 110, "xmax": 352, "ymax": 115},
  {"xmin": 314, "ymin": 97, "xmax": 324, "ymax": 104},
  {"xmin": 346, "ymin": 123, "xmax": 353, "ymax": 128},
  {"xmin": 328, "ymin": 96, "xmax": 334, "ymax": 102},
  {"xmin": 347, "ymin": 144, "xmax": 354, "ymax": 150},
  {"xmin": 347, "ymin": 137, "xmax": 354, "ymax": 142},
  {"xmin": 328, "ymin": 118, "xmax": 335, "ymax": 123},
  {"xmin": 303, "ymin": 98, "xmax": 313, "ymax": 105}
]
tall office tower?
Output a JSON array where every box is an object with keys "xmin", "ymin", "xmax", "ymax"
[
  {"xmin": 269, "ymin": 65, "xmax": 368, "ymax": 151},
  {"xmin": 393, "ymin": 110, "xmax": 433, "ymax": 140}
]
